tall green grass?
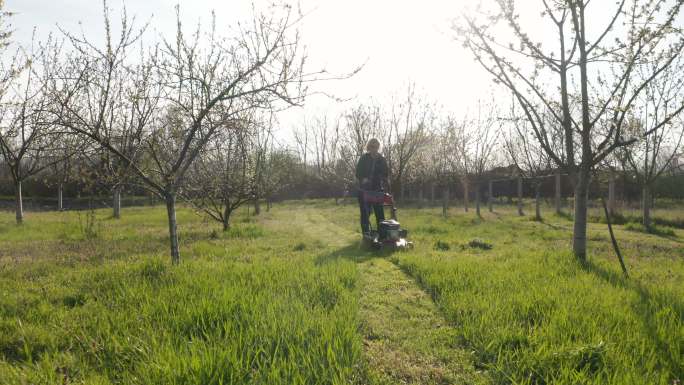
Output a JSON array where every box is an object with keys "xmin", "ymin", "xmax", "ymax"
[
  {"xmin": 392, "ymin": 207, "xmax": 683, "ymax": 385},
  {"xmin": 0, "ymin": 206, "xmax": 364, "ymax": 385},
  {"xmin": 1, "ymin": 201, "xmax": 683, "ymax": 384}
]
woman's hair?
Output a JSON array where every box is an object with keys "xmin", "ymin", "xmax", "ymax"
[{"xmin": 366, "ymin": 138, "xmax": 381, "ymax": 151}]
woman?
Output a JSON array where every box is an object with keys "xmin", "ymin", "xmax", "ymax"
[{"xmin": 355, "ymin": 138, "xmax": 389, "ymax": 234}]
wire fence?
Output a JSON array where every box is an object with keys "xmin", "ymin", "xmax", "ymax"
[{"xmin": 393, "ymin": 171, "xmax": 684, "ymax": 227}]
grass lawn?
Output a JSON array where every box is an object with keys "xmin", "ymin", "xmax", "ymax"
[{"xmin": 0, "ymin": 200, "xmax": 682, "ymax": 384}]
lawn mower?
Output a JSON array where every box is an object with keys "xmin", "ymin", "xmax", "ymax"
[{"xmin": 360, "ymin": 190, "xmax": 413, "ymax": 250}]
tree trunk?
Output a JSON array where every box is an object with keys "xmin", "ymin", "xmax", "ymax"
[
  {"xmin": 15, "ymin": 180, "xmax": 23, "ymax": 225},
  {"xmin": 608, "ymin": 173, "xmax": 616, "ymax": 217},
  {"xmin": 475, "ymin": 181, "xmax": 481, "ymax": 217},
  {"xmin": 535, "ymin": 184, "xmax": 541, "ymax": 221},
  {"xmin": 165, "ymin": 193, "xmax": 180, "ymax": 265},
  {"xmin": 58, "ymin": 183, "xmax": 64, "ymax": 211},
  {"xmin": 400, "ymin": 183, "xmax": 405, "ymax": 202},
  {"xmin": 572, "ymin": 169, "xmax": 590, "ymax": 261},
  {"xmin": 517, "ymin": 176, "xmax": 524, "ymax": 216},
  {"xmin": 463, "ymin": 177, "xmax": 469, "ymax": 212},
  {"xmin": 650, "ymin": 189, "xmax": 655, "ymax": 209},
  {"xmin": 254, "ymin": 199, "xmax": 261, "ymax": 215},
  {"xmin": 601, "ymin": 197, "xmax": 629, "ymax": 278},
  {"xmin": 430, "ymin": 182, "xmax": 435, "ymax": 202},
  {"xmin": 112, "ymin": 186, "xmax": 121, "ymax": 219},
  {"xmin": 555, "ymin": 171, "xmax": 562, "ymax": 214},
  {"xmin": 222, "ymin": 206, "xmax": 231, "ymax": 232},
  {"xmin": 642, "ymin": 185, "xmax": 652, "ymax": 228},
  {"xmin": 267, "ymin": 198, "xmax": 272, "ymax": 211},
  {"xmin": 488, "ymin": 180, "xmax": 493, "ymax": 212},
  {"xmin": 442, "ymin": 186, "xmax": 449, "ymax": 217}
]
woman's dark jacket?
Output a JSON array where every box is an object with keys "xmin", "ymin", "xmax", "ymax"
[{"xmin": 355, "ymin": 153, "xmax": 388, "ymax": 191}]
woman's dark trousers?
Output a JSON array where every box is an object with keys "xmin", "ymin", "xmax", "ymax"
[{"xmin": 359, "ymin": 195, "xmax": 385, "ymax": 233}]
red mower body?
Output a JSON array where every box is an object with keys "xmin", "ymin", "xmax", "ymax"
[{"xmin": 360, "ymin": 190, "xmax": 412, "ymax": 250}]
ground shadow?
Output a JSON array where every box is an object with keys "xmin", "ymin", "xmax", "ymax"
[
  {"xmin": 654, "ymin": 217, "xmax": 684, "ymax": 230},
  {"xmin": 606, "ymin": 222, "xmax": 682, "ymax": 244},
  {"xmin": 555, "ymin": 210, "xmax": 573, "ymax": 221},
  {"xmin": 314, "ymin": 242, "xmax": 395, "ymax": 265},
  {"xmin": 580, "ymin": 260, "xmax": 683, "ymax": 378},
  {"xmin": 538, "ymin": 218, "xmax": 571, "ymax": 231},
  {"xmin": 638, "ymin": 227, "xmax": 683, "ymax": 244},
  {"xmin": 638, "ymin": 230, "xmax": 684, "ymax": 244},
  {"xmin": 486, "ymin": 210, "xmax": 503, "ymax": 220},
  {"xmin": 659, "ymin": 234, "xmax": 683, "ymax": 244}
]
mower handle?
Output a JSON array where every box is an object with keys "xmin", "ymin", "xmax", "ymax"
[{"xmin": 359, "ymin": 190, "xmax": 397, "ymax": 220}]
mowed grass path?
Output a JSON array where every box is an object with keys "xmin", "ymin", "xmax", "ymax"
[
  {"xmin": 296, "ymin": 206, "xmax": 488, "ymax": 384},
  {"xmin": 308, "ymin": 200, "xmax": 683, "ymax": 384},
  {"xmin": 1, "ymin": 200, "xmax": 683, "ymax": 384}
]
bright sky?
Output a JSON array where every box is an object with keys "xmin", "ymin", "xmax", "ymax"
[
  {"xmin": 6, "ymin": 0, "xmax": 666, "ymax": 144},
  {"xmin": 6, "ymin": 0, "xmax": 499, "ymax": 138}
]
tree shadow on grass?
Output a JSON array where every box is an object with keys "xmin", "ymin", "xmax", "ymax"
[
  {"xmin": 485, "ymin": 210, "xmax": 503, "ymax": 220},
  {"xmin": 538, "ymin": 219, "xmax": 571, "ymax": 231},
  {"xmin": 639, "ymin": 226, "xmax": 683, "ymax": 244},
  {"xmin": 606, "ymin": 221, "xmax": 682, "ymax": 245},
  {"xmin": 314, "ymin": 242, "xmax": 394, "ymax": 265},
  {"xmin": 555, "ymin": 210, "xmax": 573, "ymax": 222},
  {"xmin": 659, "ymin": 234, "xmax": 683, "ymax": 244},
  {"xmin": 654, "ymin": 217, "xmax": 684, "ymax": 230},
  {"xmin": 581, "ymin": 260, "xmax": 684, "ymax": 379}
]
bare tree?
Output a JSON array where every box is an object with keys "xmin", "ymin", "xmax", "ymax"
[
  {"xmin": 0, "ymin": 38, "xmax": 67, "ymax": 224},
  {"xmin": 420, "ymin": 130, "xmax": 446, "ymax": 205},
  {"xmin": 48, "ymin": 131, "xmax": 88, "ymax": 211},
  {"xmin": 50, "ymin": 3, "xmax": 324, "ymax": 264},
  {"xmin": 618, "ymin": 55, "xmax": 684, "ymax": 227},
  {"xmin": 385, "ymin": 83, "xmax": 432, "ymax": 200},
  {"xmin": 453, "ymin": 101, "xmax": 499, "ymax": 217},
  {"xmin": 258, "ymin": 147, "xmax": 300, "ymax": 210},
  {"xmin": 184, "ymin": 115, "xmax": 258, "ymax": 231},
  {"xmin": 0, "ymin": 0, "xmax": 15, "ymax": 57},
  {"xmin": 505, "ymin": 107, "xmax": 554, "ymax": 221},
  {"xmin": 251, "ymin": 115, "xmax": 275, "ymax": 214},
  {"xmin": 457, "ymin": 0, "xmax": 684, "ymax": 259},
  {"xmin": 411, "ymin": 131, "xmax": 440, "ymax": 207},
  {"xmin": 342, "ymin": 104, "xmax": 383, "ymax": 156},
  {"xmin": 437, "ymin": 115, "xmax": 465, "ymax": 216},
  {"xmin": 293, "ymin": 113, "xmax": 348, "ymax": 200},
  {"xmin": 338, "ymin": 103, "xmax": 383, "ymax": 184}
]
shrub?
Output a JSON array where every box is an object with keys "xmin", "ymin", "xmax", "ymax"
[
  {"xmin": 467, "ymin": 238, "xmax": 493, "ymax": 250},
  {"xmin": 434, "ymin": 240, "xmax": 450, "ymax": 251}
]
